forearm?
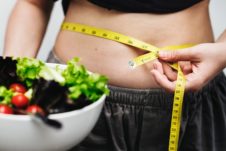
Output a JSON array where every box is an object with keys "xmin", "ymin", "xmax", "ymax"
[{"xmin": 3, "ymin": 0, "xmax": 53, "ymax": 58}]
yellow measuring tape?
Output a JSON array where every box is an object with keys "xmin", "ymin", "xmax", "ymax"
[{"xmin": 62, "ymin": 22, "xmax": 192, "ymax": 151}]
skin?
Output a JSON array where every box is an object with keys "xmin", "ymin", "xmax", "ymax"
[
  {"xmin": 151, "ymin": 42, "xmax": 226, "ymax": 92},
  {"xmin": 4, "ymin": 0, "xmax": 222, "ymax": 89}
]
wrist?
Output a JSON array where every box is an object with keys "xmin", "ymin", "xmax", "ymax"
[
  {"xmin": 3, "ymin": 49, "xmax": 37, "ymax": 58},
  {"xmin": 216, "ymin": 42, "xmax": 226, "ymax": 68}
]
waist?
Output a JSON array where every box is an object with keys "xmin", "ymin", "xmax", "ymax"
[{"xmin": 54, "ymin": 0, "xmax": 213, "ymax": 88}]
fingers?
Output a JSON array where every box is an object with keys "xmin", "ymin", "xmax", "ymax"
[
  {"xmin": 153, "ymin": 61, "xmax": 164, "ymax": 74},
  {"xmin": 162, "ymin": 63, "xmax": 177, "ymax": 81},
  {"xmin": 151, "ymin": 62, "xmax": 176, "ymax": 92},
  {"xmin": 151, "ymin": 61, "xmax": 196, "ymax": 92},
  {"xmin": 158, "ymin": 48, "xmax": 194, "ymax": 62},
  {"xmin": 151, "ymin": 70, "xmax": 176, "ymax": 92},
  {"xmin": 151, "ymin": 65, "xmax": 200, "ymax": 92},
  {"xmin": 153, "ymin": 61, "xmax": 177, "ymax": 81},
  {"xmin": 151, "ymin": 69, "xmax": 201, "ymax": 92},
  {"xmin": 179, "ymin": 61, "xmax": 192, "ymax": 75}
]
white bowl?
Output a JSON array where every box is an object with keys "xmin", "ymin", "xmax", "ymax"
[{"xmin": 0, "ymin": 63, "xmax": 106, "ymax": 151}]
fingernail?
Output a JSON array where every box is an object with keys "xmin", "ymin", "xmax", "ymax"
[{"xmin": 158, "ymin": 51, "xmax": 168, "ymax": 58}]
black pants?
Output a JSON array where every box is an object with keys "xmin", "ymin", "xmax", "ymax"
[{"xmin": 47, "ymin": 51, "xmax": 226, "ymax": 151}]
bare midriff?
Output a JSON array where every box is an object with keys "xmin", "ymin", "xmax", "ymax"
[{"xmin": 54, "ymin": 0, "xmax": 213, "ymax": 88}]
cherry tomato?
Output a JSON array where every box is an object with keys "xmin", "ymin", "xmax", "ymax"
[
  {"xmin": 26, "ymin": 105, "xmax": 45, "ymax": 115},
  {"xmin": 11, "ymin": 94, "xmax": 29, "ymax": 108},
  {"xmin": 0, "ymin": 104, "xmax": 13, "ymax": 114},
  {"xmin": 9, "ymin": 83, "xmax": 27, "ymax": 93}
]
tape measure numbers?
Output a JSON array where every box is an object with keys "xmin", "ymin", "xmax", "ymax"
[
  {"xmin": 169, "ymin": 66, "xmax": 185, "ymax": 151},
  {"xmin": 62, "ymin": 22, "xmax": 191, "ymax": 151}
]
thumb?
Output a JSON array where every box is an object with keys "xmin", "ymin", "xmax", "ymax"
[{"xmin": 158, "ymin": 48, "xmax": 194, "ymax": 62}]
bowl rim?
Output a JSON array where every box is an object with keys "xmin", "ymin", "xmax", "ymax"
[
  {"xmin": 0, "ymin": 62, "xmax": 106, "ymax": 121},
  {"xmin": 0, "ymin": 94, "xmax": 106, "ymax": 121}
]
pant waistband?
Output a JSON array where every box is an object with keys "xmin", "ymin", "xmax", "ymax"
[
  {"xmin": 107, "ymin": 71, "xmax": 226, "ymax": 107},
  {"xmin": 107, "ymin": 85, "xmax": 175, "ymax": 108}
]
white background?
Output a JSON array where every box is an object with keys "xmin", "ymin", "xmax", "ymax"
[{"xmin": 0, "ymin": 0, "xmax": 226, "ymax": 65}]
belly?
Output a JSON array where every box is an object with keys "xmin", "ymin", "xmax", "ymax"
[{"xmin": 54, "ymin": 0, "xmax": 213, "ymax": 88}]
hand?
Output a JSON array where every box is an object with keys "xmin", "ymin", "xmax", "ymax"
[
  {"xmin": 155, "ymin": 61, "xmax": 192, "ymax": 82},
  {"xmin": 151, "ymin": 43, "xmax": 226, "ymax": 92}
]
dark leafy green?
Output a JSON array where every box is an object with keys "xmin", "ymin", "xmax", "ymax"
[
  {"xmin": 30, "ymin": 78, "xmax": 68, "ymax": 114},
  {"xmin": 0, "ymin": 56, "xmax": 18, "ymax": 87}
]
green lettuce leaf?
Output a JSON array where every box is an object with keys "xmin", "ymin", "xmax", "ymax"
[
  {"xmin": 62, "ymin": 58, "xmax": 109, "ymax": 102},
  {"xmin": 16, "ymin": 58, "xmax": 44, "ymax": 87},
  {"xmin": 0, "ymin": 86, "xmax": 13, "ymax": 105}
]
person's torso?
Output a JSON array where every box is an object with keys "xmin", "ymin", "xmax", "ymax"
[{"xmin": 54, "ymin": 0, "xmax": 213, "ymax": 88}]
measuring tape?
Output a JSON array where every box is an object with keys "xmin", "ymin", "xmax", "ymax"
[{"xmin": 62, "ymin": 22, "xmax": 192, "ymax": 151}]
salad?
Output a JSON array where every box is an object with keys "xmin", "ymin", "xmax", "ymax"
[{"xmin": 0, "ymin": 57, "xmax": 109, "ymax": 116}]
